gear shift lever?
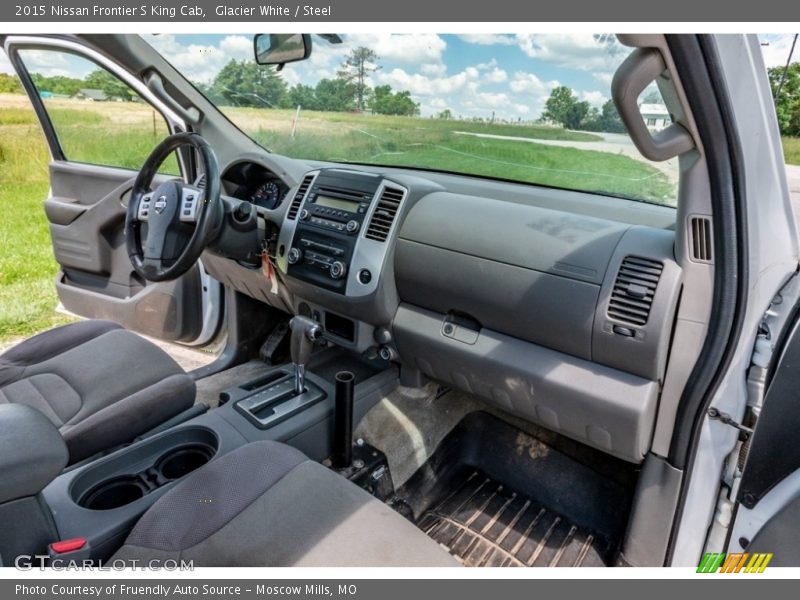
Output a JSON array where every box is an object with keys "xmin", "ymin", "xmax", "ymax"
[{"xmin": 290, "ymin": 316, "xmax": 322, "ymax": 395}]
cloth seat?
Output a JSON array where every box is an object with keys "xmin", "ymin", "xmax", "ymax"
[
  {"xmin": 0, "ymin": 320, "xmax": 195, "ymax": 463},
  {"xmin": 112, "ymin": 441, "xmax": 460, "ymax": 567}
]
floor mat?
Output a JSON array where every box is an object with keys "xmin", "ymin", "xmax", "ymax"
[
  {"xmin": 416, "ymin": 468, "xmax": 612, "ymax": 566},
  {"xmin": 395, "ymin": 412, "xmax": 636, "ymax": 567}
]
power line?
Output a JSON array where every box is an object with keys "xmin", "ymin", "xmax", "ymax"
[{"xmin": 775, "ymin": 33, "xmax": 799, "ymax": 104}]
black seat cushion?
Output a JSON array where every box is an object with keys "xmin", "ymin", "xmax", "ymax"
[{"xmin": 0, "ymin": 320, "xmax": 196, "ymax": 463}]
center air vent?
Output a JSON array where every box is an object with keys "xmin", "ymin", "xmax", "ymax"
[
  {"xmin": 287, "ymin": 174, "xmax": 314, "ymax": 220},
  {"xmin": 607, "ymin": 256, "xmax": 663, "ymax": 327},
  {"xmin": 365, "ymin": 185, "xmax": 405, "ymax": 242}
]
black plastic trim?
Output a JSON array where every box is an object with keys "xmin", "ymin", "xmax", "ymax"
[
  {"xmin": 663, "ymin": 35, "xmax": 749, "ymax": 562},
  {"xmin": 737, "ymin": 311, "xmax": 800, "ymax": 508}
]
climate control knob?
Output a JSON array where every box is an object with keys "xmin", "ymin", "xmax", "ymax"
[
  {"xmin": 330, "ymin": 260, "xmax": 347, "ymax": 280},
  {"xmin": 299, "ymin": 209, "xmax": 310, "ymax": 221},
  {"xmin": 346, "ymin": 219, "xmax": 360, "ymax": 233},
  {"xmin": 287, "ymin": 248, "xmax": 303, "ymax": 265}
]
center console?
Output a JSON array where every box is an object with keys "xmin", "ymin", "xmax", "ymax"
[
  {"xmin": 277, "ymin": 168, "xmax": 407, "ymax": 299},
  {"xmin": 38, "ymin": 344, "xmax": 397, "ymax": 561}
]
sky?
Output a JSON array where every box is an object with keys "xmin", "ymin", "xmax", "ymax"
[{"xmin": 1, "ymin": 34, "xmax": 797, "ymax": 121}]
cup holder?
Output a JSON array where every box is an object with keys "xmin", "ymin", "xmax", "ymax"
[
  {"xmin": 80, "ymin": 477, "xmax": 147, "ymax": 511},
  {"xmin": 156, "ymin": 445, "xmax": 213, "ymax": 480},
  {"xmin": 73, "ymin": 427, "xmax": 218, "ymax": 511}
]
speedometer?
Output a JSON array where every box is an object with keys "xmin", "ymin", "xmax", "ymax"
[{"xmin": 251, "ymin": 181, "xmax": 282, "ymax": 209}]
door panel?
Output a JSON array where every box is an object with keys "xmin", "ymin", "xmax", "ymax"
[
  {"xmin": 47, "ymin": 161, "xmax": 204, "ymax": 343},
  {"xmin": 4, "ymin": 36, "xmax": 221, "ymax": 346}
]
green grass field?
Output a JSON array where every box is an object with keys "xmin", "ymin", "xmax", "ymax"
[
  {"xmin": 0, "ymin": 93, "xmax": 677, "ymax": 344},
  {"xmin": 784, "ymin": 137, "xmax": 800, "ymax": 165},
  {"xmin": 228, "ymin": 107, "xmax": 675, "ymax": 203},
  {"xmin": 0, "ymin": 108, "xmax": 72, "ymax": 343}
]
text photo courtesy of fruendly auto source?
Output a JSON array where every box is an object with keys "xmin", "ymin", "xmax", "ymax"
[{"xmin": 0, "ymin": 32, "xmax": 799, "ymax": 571}]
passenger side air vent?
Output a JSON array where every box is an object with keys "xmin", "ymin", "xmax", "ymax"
[
  {"xmin": 287, "ymin": 174, "xmax": 314, "ymax": 220},
  {"xmin": 365, "ymin": 185, "xmax": 405, "ymax": 242},
  {"xmin": 607, "ymin": 256, "xmax": 664, "ymax": 327},
  {"xmin": 690, "ymin": 216, "xmax": 713, "ymax": 262}
]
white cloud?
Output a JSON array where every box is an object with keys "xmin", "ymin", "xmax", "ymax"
[
  {"xmin": 420, "ymin": 63, "xmax": 446, "ymax": 77},
  {"xmin": 514, "ymin": 33, "xmax": 627, "ymax": 72},
  {"xmin": 344, "ymin": 34, "xmax": 446, "ymax": 65},
  {"xmin": 457, "ymin": 34, "xmax": 516, "ymax": 46},
  {"xmin": 592, "ymin": 71, "xmax": 614, "ymax": 86},
  {"xmin": 509, "ymin": 71, "xmax": 559, "ymax": 95},
  {"xmin": 485, "ymin": 67, "xmax": 508, "ymax": 83},
  {"xmin": 378, "ymin": 66, "xmax": 480, "ymax": 96},
  {"xmin": 146, "ymin": 34, "xmax": 252, "ymax": 83},
  {"xmin": 580, "ymin": 90, "xmax": 607, "ymax": 106}
]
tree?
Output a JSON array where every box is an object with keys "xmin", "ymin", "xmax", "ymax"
[
  {"xmin": 542, "ymin": 86, "xmax": 590, "ymax": 130},
  {"xmin": 314, "ymin": 78, "xmax": 357, "ymax": 112},
  {"xmin": 0, "ymin": 73, "xmax": 22, "ymax": 94},
  {"xmin": 582, "ymin": 99, "xmax": 626, "ymax": 133},
  {"xmin": 337, "ymin": 46, "xmax": 379, "ymax": 111},
  {"xmin": 641, "ymin": 90, "xmax": 663, "ymax": 104},
  {"xmin": 437, "ymin": 108, "xmax": 453, "ymax": 120},
  {"xmin": 212, "ymin": 60, "xmax": 288, "ymax": 108},
  {"xmin": 369, "ymin": 85, "xmax": 419, "ymax": 116},
  {"xmin": 84, "ymin": 69, "xmax": 133, "ymax": 101},
  {"xmin": 287, "ymin": 83, "xmax": 320, "ymax": 110},
  {"xmin": 29, "ymin": 73, "xmax": 84, "ymax": 96},
  {"xmin": 769, "ymin": 62, "xmax": 800, "ymax": 136},
  {"xmin": 598, "ymin": 99, "xmax": 626, "ymax": 133}
]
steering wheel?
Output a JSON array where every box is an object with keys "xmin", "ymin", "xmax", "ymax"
[{"xmin": 125, "ymin": 132, "xmax": 222, "ymax": 282}]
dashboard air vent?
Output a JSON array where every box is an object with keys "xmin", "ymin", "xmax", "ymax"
[
  {"xmin": 196, "ymin": 174, "xmax": 206, "ymax": 190},
  {"xmin": 690, "ymin": 216, "xmax": 713, "ymax": 262},
  {"xmin": 365, "ymin": 185, "xmax": 404, "ymax": 242},
  {"xmin": 607, "ymin": 256, "xmax": 663, "ymax": 327},
  {"xmin": 287, "ymin": 174, "xmax": 314, "ymax": 220}
]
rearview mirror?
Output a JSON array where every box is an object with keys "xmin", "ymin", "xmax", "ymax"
[{"xmin": 253, "ymin": 34, "xmax": 311, "ymax": 67}]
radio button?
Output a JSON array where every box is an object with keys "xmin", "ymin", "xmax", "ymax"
[
  {"xmin": 346, "ymin": 220, "xmax": 360, "ymax": 233},
  {"xmin": 287, "ymin": 248, "xmax": 303, "ymax": 265},
  {"xmin": 300, "ymin": 209, "xmax": 310, "ymax": 220},
  {"xmin": 330, "ymin": 261, "xmax": 347, "ymax": 280}
]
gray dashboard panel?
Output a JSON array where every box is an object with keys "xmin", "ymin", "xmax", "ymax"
[
  {"xmin": 398, "ymin": 192, "xmax": 629, "ymax": 285},
  {"xmin": 393, "ymin": 304, "xmax": 659, "ymax": 463},
  {"xmin": 395, "ymin": 239, "xmax": 600, "ymax": 359}
]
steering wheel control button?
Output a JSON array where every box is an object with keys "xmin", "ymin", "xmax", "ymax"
[
  {"xmin": 330, "ymin": 260, "xmax": 347, "ymax": 279},
  {"xmin": 287, "ymin": 248, "xmax": 303, "ymax": 265},
  {"xmin": 179, "ymin": 187, "xmax": 200, "ymax": 222},
  {"xmin": 346, "ymin": 220, "xmax": 360, "ymax": 234},
  {"xmin": 358, "ymin": 269, "xmax": 372, "ymax": 284},
  {"xmin": 137, "ymin": 193, "xmax": 153, "ymax": 221}
]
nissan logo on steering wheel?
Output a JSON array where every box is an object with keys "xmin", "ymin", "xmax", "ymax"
[{"xmin": 154, "ymin": 195, "xmax": 168, "ymax": 214}]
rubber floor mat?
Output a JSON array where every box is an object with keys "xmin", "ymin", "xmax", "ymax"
[
  {"xmin": 416, "ymin": 468, "xmax": 612, "ymax": 566},
  {"xmin": 394, "ymin": 411, "xmax": 636, "ymax": 567}
]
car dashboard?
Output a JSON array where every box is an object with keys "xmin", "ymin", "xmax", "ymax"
[{"xmin": 206, "ymin": 158, "xmax": 682, "ymax": 464}]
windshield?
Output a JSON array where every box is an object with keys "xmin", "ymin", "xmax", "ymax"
[{"xmin": 145, "ymin": 34, "xmax": 679, "ymax": 206}]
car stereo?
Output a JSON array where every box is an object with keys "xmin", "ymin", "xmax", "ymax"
[{"xmin": 286, "ymin": 170, "xmax": 383, "ymax": 293}]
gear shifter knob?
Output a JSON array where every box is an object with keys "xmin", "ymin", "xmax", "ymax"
[{"xmin": 289, "ymin": 316, "xmax": 322, "ymax": 394}]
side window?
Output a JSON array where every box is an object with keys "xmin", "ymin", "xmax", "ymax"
[{"xmin": 16, "ymin": 49, "xmax": 179, "ymax": 174}]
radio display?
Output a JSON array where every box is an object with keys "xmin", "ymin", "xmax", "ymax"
[{"xmin": 314, "ymin": 195, "xmax": 360, "ymax": 212}]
